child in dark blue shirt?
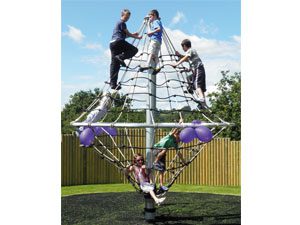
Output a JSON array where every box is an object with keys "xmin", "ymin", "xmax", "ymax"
[{"xmin": 109, "ymin": 9, "xmax": 142, "ymax": 90}]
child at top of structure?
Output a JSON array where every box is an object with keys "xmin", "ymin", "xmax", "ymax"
[
  {"xmin": 171, "ymin": 39, "xmax": 208, "ymax": 109},
  {"xmin": 109, "ymin": 9, "xmax": 142, "ymax": 90},
  {"xmin": 152, "ymin": 119, "xmax": 187, "ymax": 192},
  {"xmin": 125, "ymin": 153, "xmax": 166, "ymax": 205},
  {"xmin": 140, "ymin": 9, "xmax": 163, "ymax": 75}
]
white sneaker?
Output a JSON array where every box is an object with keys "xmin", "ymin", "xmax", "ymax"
[
  {"xmin": 160, "ymin": 186, "xmax": 169, "ymax": 191},
  {"xmin": 197, "ymin": 99, "xmax": 208, "ymax": 110},
  {"xmin": 156, "ymin": 197, "xmax": 166, "ymax": 206}
]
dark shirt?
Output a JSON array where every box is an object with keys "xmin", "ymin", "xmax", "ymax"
[{"xmin": 111, "ymin": 20, "xmax": 127, "ymax": 41}]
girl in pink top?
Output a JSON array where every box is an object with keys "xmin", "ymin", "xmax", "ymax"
[{"xmin": 126, "ymin": 153, "xmax": 165, "ymax": 205}]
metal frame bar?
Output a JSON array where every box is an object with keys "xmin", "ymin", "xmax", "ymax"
[{"xmin": 71, "ymin": 122, "xmax": 234, "ymax": 128}]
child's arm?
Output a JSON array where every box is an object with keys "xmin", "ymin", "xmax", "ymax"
[
  {"xmin": 175, "ymin": 51, "xmax": 184, "ymax": 58},
  {"xmin": 170, "ymin": 118, "xmax": 183, "ymax": 135},
  {"xmin": 124, "ymin": 28, "xmax": 142, "ymax": 39},
  {"xmin": 124, "ymin": 165, "xmax": 133, "ymax": 176},
  {"xmin": 172, "ymin": 54, "xmax": 189, "ymax": 67},
  {"xmin": 147, "ymin": 27, "xmax": 161, "ymax": 36}
]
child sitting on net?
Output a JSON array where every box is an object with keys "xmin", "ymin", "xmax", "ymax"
[
  {"xmin": 153, "ymin": 119, "xmax": 187, "ymax": 192},
  {"xmin": 125, "ymin": 153, "xmax": 166, "ymax": 205}
]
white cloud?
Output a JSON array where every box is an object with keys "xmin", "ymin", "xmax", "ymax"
[
  {"xmin": 169, "ymin": 11, "xmax": 187, "ymax": 26},
  {"xmin": 161, "ymin": 28, "xmax": 240, "ymax": 87},
  {"xmin": 80, "ymin": 47, "xmax": 111, "ymax": 67},
  {"xmin": 76, "ymin": 75, "xmax": 94, "ymax": 80},
  {"xmin": 231, "ymin": 35, "xmax": 241, "ymax": 43},
  {"xmin": 194, "ymin": 19, "xmax": 218, "ymax": 35},
  {"xmin": 62, "ymin": 25, "xmax": 85, "ymax": 43},
  {"xmin": 62, "ymin": 28, "xmax": 240, "ymax": 110},
  {"xmin": 84, "ymin": 43, "xmax": 103, "ymax": 50}
]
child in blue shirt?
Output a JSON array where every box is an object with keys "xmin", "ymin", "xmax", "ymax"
[{"xmin": 140, "ymin": 9, "xmax": 163, "ymax": 75}]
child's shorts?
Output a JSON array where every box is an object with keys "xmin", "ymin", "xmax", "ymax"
[
  {"xmin": 140, "ymin": 182, "xmax": 155, "ymax": 193},
  {"xmin": 194, "ymin": 65, "xmax": 206, "ymax": 92},
  {"xmin": 153, "ymin": 149, "xmax": 166, "ymax": 172},
  {"xmin": 148, "ymin": 39, "xmax": 161, "ymax": 57}
]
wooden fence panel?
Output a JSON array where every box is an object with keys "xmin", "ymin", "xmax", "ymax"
[{"xmin": 61, "ymin": 130, "xmax": 241, "ymax": 187}]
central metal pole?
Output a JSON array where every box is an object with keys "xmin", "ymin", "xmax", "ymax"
[{"xmin": 144, "ymin": 63, "xmax": 157, "ymax": 221}]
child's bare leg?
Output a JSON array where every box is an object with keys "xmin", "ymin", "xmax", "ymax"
[
  {"xmin": 146, "ymin": 54, "xmax": 155, "ymax": 69},
  {"xmin": 149, "ymin": 190, "xmax": 159, "ymax": 202},
  {"xmin": 196, "ymin": 87, "xmax": 205, "ymax": 100},
  {"xmin": 159, "ymin": 172, "xmax": 164, "ymax": 187}
]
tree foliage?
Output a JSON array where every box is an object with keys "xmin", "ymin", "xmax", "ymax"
[
  {"xmin": 61, "ymin": 71, "xmax": 241, "ymax": 139},
  {"xmin": 61, "ymin": 88, "xmax": 129, "ymax": 134},
  {"xmin": 208, "ymin": 71, "xmax": 241, "ymax": 140}
]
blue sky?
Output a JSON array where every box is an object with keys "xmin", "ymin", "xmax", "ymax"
[{"xmin": 62, "ymin": 0, "xmax": 241, "ymax": 108}]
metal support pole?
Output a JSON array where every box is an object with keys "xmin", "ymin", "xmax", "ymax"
[{"xmin": 144, "ymin": 56, "xmax": 157, "ymax": 221}]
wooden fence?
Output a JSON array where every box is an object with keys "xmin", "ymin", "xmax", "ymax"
[{"xmin": 61, "ymin": 129, "xmax": 241, "ymax": 187}]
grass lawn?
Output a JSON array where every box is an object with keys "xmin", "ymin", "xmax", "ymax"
[{"xmin": 61, "ymin": 183, "xmax": 240, "ymax": 197}]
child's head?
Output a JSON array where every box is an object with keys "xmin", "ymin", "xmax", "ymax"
[
  {"xmin": 133, "ymin": 153, "xmax": 144, "ymax": 166},
  {"xmin": 181, "ymin": 39, "xmax": 192, "ymax": 52},
  {"xmin": 173, "ymin": 129, "xmax": 181, "ymax": 143},
  {"xmin": 148, "ymin": 9, "xmax": 160, "ymax": 21},
  {"xmin": 121, "ymin": 9, "xmax": 131, "ymax": 22}
]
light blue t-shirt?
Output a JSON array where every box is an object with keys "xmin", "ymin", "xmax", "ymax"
[{"xmin": 150, "ymin": 19, "xmax": 163, "ymax": 43}]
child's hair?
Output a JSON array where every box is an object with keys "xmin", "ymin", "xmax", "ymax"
[
  {"xmin": 133, "ymin": 153, "xmax": 144, "ymax": 165},
  {"xmin": 149, "ymin": 9, "xmax": 160, "ymax": 20},
  {"xmin": 174, "ymin": 129, "xmax": 181, "ymax": 135},
  {"xmin": 121, "ymin": 9, "xmax": 131, "ymax": 16},
  {"xmin": 181, "ymin": 39, "xmax": 192, "ymax": 48}
]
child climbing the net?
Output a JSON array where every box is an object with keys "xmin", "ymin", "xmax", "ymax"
[
  {"xmin": 171, "ymin": 39, "xmax": 208, "ymax": 110},
  {"xmin": 125, "ymin": 153, "xmax": 166, "ymax": 206},
  {"xmin": 139, "ymin": 9, "xmax": 163, "ymax": 75},
  {"xmin": 152, "ymin": 119, "xmax": 188, "ymax": 193}
]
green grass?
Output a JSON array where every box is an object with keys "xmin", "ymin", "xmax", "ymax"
[{"xmin": 61, "ymin": 183, "xmax": 240, "ymax": 197}]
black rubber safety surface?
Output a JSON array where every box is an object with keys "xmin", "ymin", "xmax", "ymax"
[{"xmin": 62, "ymin": 192, "xmax": 240, "ymax": 225}]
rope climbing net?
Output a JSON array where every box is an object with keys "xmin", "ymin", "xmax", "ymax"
[{"xmin": 70, "ymin": 16, "xmax": 233, "ymax": 192}]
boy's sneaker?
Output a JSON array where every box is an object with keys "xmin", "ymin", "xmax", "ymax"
[
  {"xmin": 74, "ymin": 126, "xmax": 85, "ymax": 137},
  {"xmin": 111, "ymin": 84, "xmax": 121, "ymax": 90},
  {"xmin": 156, "ymin": 188, "xmax": 167, "ymax": 197},
  {"xmin": 187, "ymin": 87, "xmax": 194, "ymax": 94},
  {"xmin": 153, "ymin": 162, "xmax": 164, "ymax": 171},
  {"xmin": 196, "ymin": 100, "xmax": 208, "ymax": 110},
  {"xmin": 160, "ymin": 186, "xmax": 169, "ymax": 191},
  {"xmin": 156, "ymin": 197, "xmax": 166, "ymax": 206},
  {"xmin": 152, "ymin": 67, "xmax": 161, "ymax": 75}
]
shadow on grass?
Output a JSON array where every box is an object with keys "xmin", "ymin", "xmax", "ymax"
[{"xmin": 62, "ymin": 192, "xmax": 240, "ymax": 225}]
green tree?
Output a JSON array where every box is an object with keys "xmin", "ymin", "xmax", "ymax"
[
  {"xmin": 61, "ymin": 88, "xmax": 132, "ymax": 134},
  {"xmin": 208, "ymin": 71, "xmax": 241, "ymax": 140},
  {"xmin": 61, "ymin": 88, "xmax": 101, "ymax": 134}
]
